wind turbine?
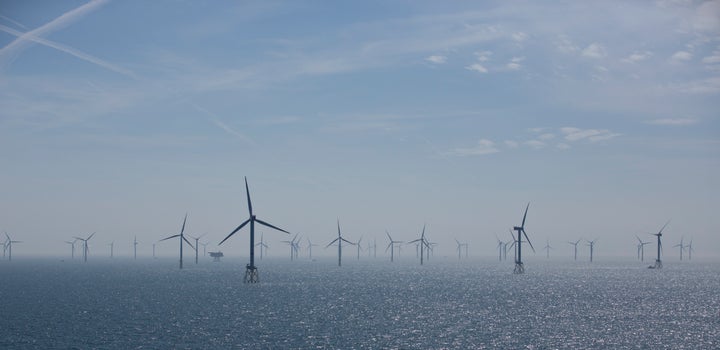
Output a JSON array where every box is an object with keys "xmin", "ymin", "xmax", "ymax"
[
  {"xmin": 4, "ymin": 233, "xmax": 22, "ymax": 261},
  {"xmin": 188, "ymin": 233, "xmax": 207, "ymax": 264},
  {"xmin": 200, "ymin": 241, "xmax": 209, "ymax": 257},
  {"xmin": 673, "ymin": 236, "xmax": 686, "ymax": 261},
  {"xmin": 108, "ymin": 241, "xmax": 114, "ymax": 258},
  {"xmin": 282, "ymin": 233, "xmax": 299, "ymax": 261},
  {"xmin": 635, "ymin": 235, "xmax": 651, "ymax": 262},
  {"xmin": 385, "ymin": 230, "xmax": 402, "ymax": 262},
  {"xmin": 512, "ymin": 203, "xmax": 535, "ymax": 274},
  {"xmin": 356, "ymin": 236, "xmax": 363, "ymax": 260},
  {"xmin": 159, "ymin": 214, "xmax": 195, "ymax": 269},
  {"xmin": 687, "ymin": 239, "xmax": 694, "ymax": 260},
  {"xmin": 455, "ymin": 239, "xmax": 464, "ymax": 260},
  {"xmin": 407, "ymin": 224, "xmax": 430, "ymax": 265},
  {"xmin": 152, "ymin": 243, "xmax": 156, "ymax": 259},
  {"xmin": 586, "ymin": 239, "xmax": 598, "ymax": 262},
  {"xmin": 65, "ymin": 239, "xmax": 77, "ymax": 259},
  {"xmin": 495, "ymin": 236, "xmax": 504, "ymax": 261},
  {"xmin": 326, "ymin": 219, "xmax": 354, "ymax": 266},
  {"xmin": 568, "ymin": 239, "xmax": 580, "ymax": 261},
  {"xmin": 256, "ymin": 234, "xmax": 268, "ymax": 260},
  {"xmin": 73, "ymin": 232, "xmax": 95, "ymax": 263},
  {"xmin": 219, "ymin": 177, "xmax": 290, "ymax": 283},
  {"xmin": 306, "ymin": 237, "xmax": 318, "ymax": 260},
  {"xmin": 543, "ymin": 239, "xmax": 552, "ymax": 259},
  {"xmin": 650, "ymin": 220, "xmax": 669, "ymax": 269},
  {"xmin": 133, "ymin": 236, "xmax": 139, "ymax": 260}
]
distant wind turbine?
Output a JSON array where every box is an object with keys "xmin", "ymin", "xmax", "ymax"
[
  {"xmin": 512, "ymin": 203, "xmax": 536, "ymax": 274},
  {"xmin": 687, "ymin": 239, "xmax": 694, "ymax": 260},
  {"xmin": 568, "ymin": 239, "xmax": 581, "ymax": 261},
  {"xmin": 586, "ymin": 239, "xmax": 598, "ymax": 262},
  {"xmin": 495, "ymin": 236, "xmax": 504, "ymax": 261},
  {"xmin": 306, "ymin": 237, "xmax": 318, "ymax": 260},
  {"xmin": 133, "ymin": 236, "xmax": 139, "ymax": 260},
  {"xmin": 108, "ymin": 241, "xmax": 114, "ymax": 258},
  {"xmin": 218, "ymin": 177, "xmax": 290, "ymax": 283},
  {"xmin": 407, "ymin": 224, "xmax": 430, "ymax": 265},
  {"xmin": 543, "ymin": 239, "xmax": 552, "ymax": 259},
  {"xmin": 159, "ymin": 214, "xmax": 195, "ymax": 269},
  {"xmin": 356, "ymin": 236, "xmax": 363, "ymax": 260},
  {"xmin": 673, "ymin": 236, "xmax": 686, "ymax": 261},
  {"xmin": 73, "ymin": 232, "xmax": 95, "ymax": 263},
  {"xmin": 650, "ymin": 220, "xmax": 669, "ymax": 269},
  {"xmin": 635, "ymin": 235, "xmax": 651, "ymax": 262},
  {"xmin": 385, "ymin": 230, "xmax": 402, "ymax": 262},
  {"xmin": 326, "ymin": 219, "xmax": 354, "ymax": 267},
  {"xmin": 282, "ymin": 233, "xmax": 300, "ymax": 261},
  {"xmin": 188, "ymin": 233, "xmax": 207, "ymax": 264},
  {"xmin": 65, "ymin": 239, "xmax": 77, "ymax": 259},
  {"xmin": 256, "ymin": 233, "xmax": 268, "ymax": 260},
  {"xmin": 4, "ymin": 233, "xmax": 22, "ymax": 261}
]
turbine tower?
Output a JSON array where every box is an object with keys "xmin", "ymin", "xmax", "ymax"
[
  {"xmin": 282, "ymin": 233, "xmax": 299, "ymax": 261},
  {"xmin": 326, "ymin": 219, "xmax": 354, "ymax": 266},
  {"xmin": 512, "ymin": 203, "xmax": 536, "ymax": 274},
  {"xmin": 189, "ymin": 233, "xmax": 207, "ymax": 264},
  {"xmin": 356, "ymin": 236, "xmax": 363, "ymax": 260},
  {"xmin": 108, "ymin": 241, "xmax": 114, "ymax": 258},
  {"xmin": 673, "ymin": 237, "xmax": 686, "ymax": 261},
  {"xmin": 455, "ymin": 239, "xmax": 464, "ymax": 260},
  {"xmin": 586, "ymin": 239, "xmax": 598, "ymax": 262},
  {"xmin": 650, "ymin": 220, "xmax": 669, "ymax": 269},
  {"xmin": 495, "ymin": 236, "xmax": 504, "ymax": 261},
  {"xmin": 687, "ymin": 239, "xmax": 694, "ymax": 260},
  {"xmin": 568, "ymin": 239, "xmax": 580, "ymax": 261},
  {"xmin": 65, "ymin": 239, "xmax": 77, "ymax": 259},
  {"xmin": 543, "ymin": 239, "xmax": 552, "ymax": 259},
  {"xmin": 256, "ymin": 234, "xmax": 268, "ymax": 260},
  {"xmin": 219, "ymin": 177, "xmax": 290, "ymax": 283},
  {"xmin": 385, "ymin": 230, "xmax": 402, "ymax": 262},
  {"xmin": 73, "ymin": 232, "xmax": 95, "ymax": 263},
  {"xmin": 159, "ymin": 214, "xmax": 195, "ymax": 269},
  {"xmin": 4, "ymin": 233, "xmax": 22, "ymax": 261},
  {"xmin": 133, "ymin": 236, "xmax": 139, "ymax": 260},
  {"xmin": 407, "ymin": 224, "xmax": 430, "ymax": 265},
  {"xmin": 635, "ymin": 235, "xmax": 651, "ymax": 262},
  {"xmin": 306, "ymin": 237, "xmax": 318, "ymax": 260}
]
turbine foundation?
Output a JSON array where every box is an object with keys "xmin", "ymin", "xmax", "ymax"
[
  {"xmin": 244, "ymin": 264, "xmax": 259, "ymax": 283},
  {"xmin": 651, "ymin": 259, "xmax": 663, "ymax": 269},
  {"xmin": 514, "ymin": 261, "xmax": 525, "ymax": 274}
]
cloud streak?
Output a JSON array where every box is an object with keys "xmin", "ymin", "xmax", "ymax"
[{"xmin": 447, "ymin": 139, "xmax": 499, "ymax": 156}]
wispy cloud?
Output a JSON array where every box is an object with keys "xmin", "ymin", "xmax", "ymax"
[
  {"xmin": 0, "ymin": 24, "xmax": 136, "ymax": 78},
  {"xmin": 426, "ymin": 55, "xmax": 447, "ymax": 64},
  {"xmin": 506, "ymin": 56, "xmax": 524, "ymax": 70},
  {"xmin": 447, "ymin": 139, "xmax": 499, "ymax": 156},
  {"xmin": 0, "ymin": 0, "xmax": 109, "ymax": 67},
  {"xmin": 560, "ymin": 127, "xmax": 620, "ymax": 142},
  {"xmin": 622, "ymin": 51, "xmax": 653, "ymax": 63},
  {"xmin": 646, "ymin": 117, "xmax": 698, "ymax": 125},
  {"xmin": 582, "ymin": 43, "xmax": 607, "ymax": 58},
  {"xmin": 525, "ymin": 140, "xmax": 546, "ymax": 149},
  {"xmin": 466, "ymin": 63, "xmax": 488, "ymax": 73},
  {"xmin": 670, "ymin": 50, "xmax": 693, "ymax": 62}
]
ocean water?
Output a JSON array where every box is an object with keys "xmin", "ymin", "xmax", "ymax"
[{"xmin": 1, "ymin": 258, "xmax": 718, "ymax": 349}]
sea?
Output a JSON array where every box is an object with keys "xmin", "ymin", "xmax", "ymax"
[{"xmin": 1, "ymin": 257, "xmax": 718, "ymax": 349}]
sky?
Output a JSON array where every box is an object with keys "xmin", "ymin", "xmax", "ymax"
[{"xmin": 0, "ymin": 0, "xmax": 718, "ymax": 261}]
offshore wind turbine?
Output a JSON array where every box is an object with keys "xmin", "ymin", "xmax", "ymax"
[
  {"xmin": 455, "ymin": 239, "xmax": 465, "ymax": 260},
  {"xmin": 568, "ymin": 239, "xmax": 580, "ymax": 261},
  {"xmin": 356, "ymin": 236, "xmax": 363, "ymax": 260},
  {"xmin": 326, "ymin": 219, "xmax": 354, "ymax": 267},
  {"xmin": 159, "ymin": 214, "xmax": 195, "ymax": 269},
  {"xmin": 687, "ymin": 239, "xmax": 694, "ymax": 260},
  {"xmin": 650, "ymin": 220, "xmax": 670, "ymax": 269},
  {"xmin": 4, "ymin": 233, "xmax": 22, "ymax": 261},
  {"xmin": 152, "ymin": 243, "xmax": 156, "ymax": 259},
  {"xmin": 73, "ymin": 232, "xmax": 95, "ymax": 263},
  {"xmin": 512, "ymin": 203, "xmax": 536, "ymax": 274},
  {"xmin": 219, "ymin": 177, "xmax": 290, "ymax": 283},
  {"xmin": 200, "ymin": 241, "xmax": 209, "ymax": 257},
  {"xmin": 673, "ymin": 237, "xmax": 686, "ymax": 261},
  {"xmin": 256, "ymin": 234, "xmax": 268, "ymax": 260},
  {"xmin": 65, "ymin": 239, "xmax": 77, "ymax": 259},
  {"xmin": 108, "ymin": 242, "xmax": 114, "ymax": 258},
  {"xmin": 495, "ymin": 236, "xmax": 504, "ymax": 261},
  {"xmin": 586, "ymin": 239, "xmax": 598, "ymax": 262},
  {"xmin": 385, "ymin": 230, "xmax": 402, "ymax": 262},
  {"xmin": 407, "ymin": 224, "xmax": 430, "ymax": 265},
  {"xmin": 635, "ymin": 235, "xmax": 651, "ymax": 262},
  {"xmin": 307, "ymin": 237, "xmax": 318, "ymax": 260},
  {"xmin": 282, "ymin": 233, "xmax": 299, "ymax": 261},
  {"xmin": 543, "ymin": 239, "xmax": 552, "ymax": 259},
  {"xmin": 189, "ymin": 233, "xmax": 207, "ymax": 264},
  {"xmin": 133, "ymin": 236, "xmax": 139, "ymax": 260}
]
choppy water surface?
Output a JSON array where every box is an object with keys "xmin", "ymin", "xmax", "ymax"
[{"xmin": 1, "ymin": 258, "xmax": 718, "ymax": 349}]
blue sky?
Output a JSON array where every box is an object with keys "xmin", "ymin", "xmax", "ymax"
[{"xmin": 1, "ymin": 0, "xmax": 718, "ymax": 260}]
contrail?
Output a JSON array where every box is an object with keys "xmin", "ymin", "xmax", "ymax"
[
  {"xmin": 0, "ymin": 14, "xmax": 28, "ymax": 29},
  {"xmin": 0, "ymin": 24, "xmax": 136, "ymax": 78},
  {"xmin": 0, "ymin": 0, "xmax": 109, "ymax": 66},
  {"xmin": 191, "ymin": 103, "xmax": 255, "ymax": 145}
]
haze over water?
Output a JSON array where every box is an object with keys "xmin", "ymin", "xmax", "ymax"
[{"xmin": 1, "ymin": 258, "xmax": 717, "ymax": 349}]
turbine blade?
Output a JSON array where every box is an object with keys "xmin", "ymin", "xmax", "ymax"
[
  {"xmin": 341, "ymin": 237, "xmax": 355, "ymax": 245},
  {"xmin": 181, "ymin": 213, "xmax": 188, "ymax": 235},
  {"xmin": 325, "ymin": 237, "xmax": 339, "ymax": 248},
  {"xmin": 521, "ymin": 202, "xmax": 530, "ymax": 228},
  {"xmin": 386, "ymin": 230, "xmax": 392, "ymax": 242},
  {"xmin": 255, "ymin": 218, "xmax": 290, "ymax": 234},
  {"xmin": 183, "ymin": 236, "xmax": 195, "ymax": 250},
  {"xmin": 523, "ymin": 229, "xmax": 535, "ymax": 252},
  {"xmin": 245, "ymin": 176, "xmax": 253, "ymax": 216},
  {"xmin": 86, "ymin": 232, "xmax": 96, "ymax": 241},
  {"xmin": 159, "ymin": 234, "xmax": 180, "ymax": 242},
  {"xmin": 659, "ymin": 220, "xmax": 670, "ymax": 234},
  {"xmin": 219, "ymin": 218, "xmax": 251, "ymax": 245}
]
